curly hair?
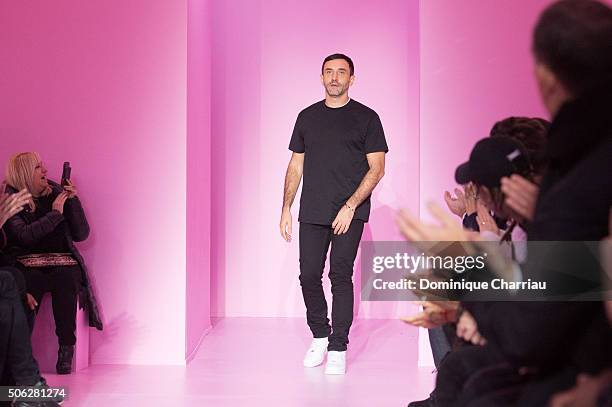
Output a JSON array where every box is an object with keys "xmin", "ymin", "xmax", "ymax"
[{"xmin": 489, "ymin": 117, "xmax": 550, "ymax": 175}]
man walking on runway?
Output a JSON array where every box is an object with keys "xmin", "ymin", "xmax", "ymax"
[{"xmin": 280, "ymin": 53, "xmax": 388, "ymax": 374}]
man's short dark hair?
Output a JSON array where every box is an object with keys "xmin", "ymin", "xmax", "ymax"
[
  {"xmin": 533, "ymin": 0, "xmax": 612, "ymax": 95},
  {"xmin": 489, "ymin": 117, "xmax": 550, "ymax": 175},
  {"xmin": 322, "ymin": 54, "xmax": 354, "ymax": 76}
]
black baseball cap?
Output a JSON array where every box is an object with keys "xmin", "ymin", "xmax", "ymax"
[{"xmin": 455, "ymin": 137, "xmax": 531, "ymax": 188}]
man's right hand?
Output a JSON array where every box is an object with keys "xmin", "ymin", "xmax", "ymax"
[
  {"xmin": 501, "ymin": 174, "xmax": 539, "ymax": 221},
  {"xmin": 0, "ymin": 185, "xmax": 31, "ymax": 228},
  {"xmin": 280, "ymin": 208, "xmax": 292, "ymax": 242},
  {"xmin": 457, "ymin": 311, "xmax": 486, "ymax": 346}
]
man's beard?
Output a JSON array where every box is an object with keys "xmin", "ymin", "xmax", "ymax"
[{"xmin": 325, "ymin": 83, "xmax": 346, "ymax": 97}]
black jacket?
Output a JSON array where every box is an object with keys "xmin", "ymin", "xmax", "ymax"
[
  {"xmin": 4, "ymin": 180, "xmax": 103, "ymax": 330},
  {"xmin": 529, "ymin": 85, "xmax": 612, "ymax": 241},
  {"xmin": 466, "ymin": 82, "xmax": 612, "ymax": 373}
]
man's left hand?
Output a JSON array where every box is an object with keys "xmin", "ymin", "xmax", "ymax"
[{"xmin": 332, "ymin": 204, "xmax": 354, "ymax": 235}]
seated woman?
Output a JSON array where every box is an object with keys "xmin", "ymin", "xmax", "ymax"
[{"xmin": 3, "ymin": 152, "xmax": 102, "ymax": 375}]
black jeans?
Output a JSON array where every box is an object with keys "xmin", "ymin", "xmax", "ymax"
[
  {"xmin": 299, "ymin": 221, "xmax": 364, "ymax": 352},
  {"xmin": 0, "ymin": 269, "xmax": 40, "ymax": 386},
  {"xmin": 23, "ymin": 265, "xmax": 82, "ymax": 346}
]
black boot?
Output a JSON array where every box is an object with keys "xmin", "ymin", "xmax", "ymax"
[{"xmin": 56, "ymin": 345, "xmax": 74, "ymax": 375}]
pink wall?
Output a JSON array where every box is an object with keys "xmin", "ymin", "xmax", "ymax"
[
  {"xmin": 419, "ymin": 0, "xmax": 551, "ymax": 217},
  {"xmin": 211, "ymin": 0, "xmax": 420, "ymax": 319},
  {"xmin": 210, "ymin": 0, "xmax": 261, "ymax": 320},
  {"xmin": 186, "ymin": 0, "xmax": 212, "ymax": 360},
  {"xmin": 0, "ymin": 1, "xmax": 188, "ymax": 365}
]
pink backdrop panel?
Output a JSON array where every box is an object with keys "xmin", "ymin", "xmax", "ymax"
[
  {"xmin": 419, "ymin": 0, "xmax": 551, "ymax": 219},
  {"xmin": 210, "ymin": 0, "xmax": 262, "ymax": 320},
  {"xmin": 0, "ymin": 0, "xmax": 188, "ymax": 365},
  {"xmin": 211, "ymin": 0, "xmax": 420, "ymax": 319},
  {"xmin": 186, "ymin": 0, "xmax": 213, "ymax": 360}
]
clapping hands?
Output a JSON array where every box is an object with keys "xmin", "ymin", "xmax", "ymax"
[
  {"xmin": 444, "ymin": 183, "xmax": 478, "ymax": 218},
  {"xmin": 0, "ymin": 183, "xmax": 31, "ymax": 228},
  {"xmin": 400, "ymin": 301, "xmax": 459, "ymax": 329},
  {"xmin": 501, "ymin": 175, "xmax": 539, "ymax": 221}
]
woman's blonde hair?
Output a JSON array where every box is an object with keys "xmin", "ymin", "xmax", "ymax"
[{"xmin": 5, "ymin": 152, "xmax": 51, "ymax": 211}]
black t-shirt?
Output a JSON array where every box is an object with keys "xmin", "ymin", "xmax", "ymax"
[{"xmin": 289, "ymin": 99, "xmax": 388, "ymax": 225}]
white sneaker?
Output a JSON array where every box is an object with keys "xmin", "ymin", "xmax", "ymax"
[
  {"xmin": 303, "ymin": 337, "xmax": 328, "ymax": 367},
  {"xmin": 325, "ymin": 350, "xmax": 346, "ymax": 375}
]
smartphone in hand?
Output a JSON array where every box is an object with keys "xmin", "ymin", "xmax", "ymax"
[{"xmin": 61, "ymin": 162, "xmax": 72, "ymax": 187}]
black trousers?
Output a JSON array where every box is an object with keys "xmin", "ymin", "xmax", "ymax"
[
  {"xmin": 0, "ymin": 268, "xmax": 40, "ymax": 386},
  {"xmin": 299, "ymin": 221, "xmax": 364, "ymax": 352},
  {"xmin": 23, "ymin": 265, "xmax": 82, "ymax": 346},
  {"xmin": 434, "ymin": 344, "xmax": 509, "ymax": 406},
  {"xmin": 433, "ymin": 344, "xmax": 579, "ymax": 407}
]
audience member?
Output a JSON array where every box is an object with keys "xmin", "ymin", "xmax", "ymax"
[
  {"xmin": 3, "ymin": 152, "xmax": 102, "ymax": 375},
  {"xmin": 1, "ymin": 185, "xmax": 61, "ymax": 407},
  {"xmin": 402, "ymin": 0, "xmax": 612, "ymax": 405}
]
